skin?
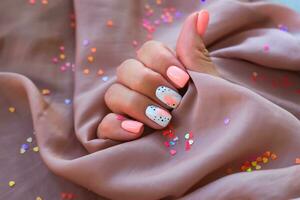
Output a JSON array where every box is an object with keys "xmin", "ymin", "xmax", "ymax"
[{"xmin": 97, "ymin": 10, "xmax": 218, "ymax": 141}]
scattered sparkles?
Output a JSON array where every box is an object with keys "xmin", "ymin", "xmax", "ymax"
[
  {"xmin": 224, "ymin": 118, "xmax": 230, "ymax": 125},
  {"xmin": 8, "ymin": 106, "xmax": 16, "ymax": 113},
  {"xmin": 239, "ymin": 151, "xmax": 277, "ymax": 172},
  {"xmin": 102, "ymin": 76, "xmax": 109, "ymax": 82},
  {"xmin": 64, "ymin": 99, "xmax": 71, "ymax": 105},
  {"xmin": 8, "ymin": 181, "xmax": 15, "ymax": 187}
]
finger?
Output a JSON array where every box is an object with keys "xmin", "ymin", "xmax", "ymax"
[
  {"xmin": 176, "ymin": 10, "xmax": 219, "ymax": 76},
  {"xmin": 137, "ymin": 40, "xmax": 190, "ymax": 89},
  {"xmin": 97, "ymin": 113, "xmax": 144, "ymax": 141},
  {"xmin": 104, "ymin": 83, "xmax": 172, "ymax": 129},
  {"xmin": 116, "ymin": 59, "xmax": 182, "ymax": 109}
]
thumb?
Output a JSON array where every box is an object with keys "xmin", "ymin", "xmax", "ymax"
[{"xmin": 176, "ymin": 10, "xmax": 219, "ymax": 76}]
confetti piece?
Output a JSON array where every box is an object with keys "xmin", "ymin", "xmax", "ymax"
[
  {"xmin": 295, "ymin": 158, "xmax": 300, "ymax": 164},
  {"xmin": 132, "ymin": 40, "xmax": 138, "ymax": 47},
  {"xmin": 263, "ymin": 44, "xmax": 269, "ymax": 52},
  {"xmin": 184, "ymin": 133, "xmax": 190, "ymax": 140},
  {"xmin": 91, "ymin": 47, "xmax": 97, "ymax": 53},
  {"xmin": 21, "ymin": 144, "xmax": 29, "ymax": 151},
  {"xmin": 224, "ymin": 118, "xmax": 230, "ymax": 125},
  {"xmin": 246, "ymin": 168, "xmax": 252, "ymax": 172},
  {"xmin": 64, "ymin": 99, "xmax": 72, "ymax": 105},
  {"xmin": 169, "ymin": 141, "xmax": 175, "ymax": 146},
  {"xmin": 36, "ymin": 197, "xmax": 43, "ymax": 200},
  {"xmin": 87, "ymin": 56, "xmax": 94, "ymax": 63},
  {"xmin": 33, "ymin": 146, "xmax": 39, "ymax": 152},
  {"xmin": 59, "ymin": 54, "xmax": 66, "ymax": 60},
  {"xmin": 188, "ymin": 139, "xmax": 194, "ymax": 145},
  {"xmin": 59, "ymin": 46, "xmax": 65, "ymax": 51},
  {"xmin": 164, "ymin": 141, "xmax": 170, "ymax": 147},
  {"xmin": 8, "ymin": 181, "xmax": 15, "ymax": 187},
  {"xmin": 262, "ymin": 157, "xmax": 268, "ymax": 163},
  {"xmin": 20, "ymin": 148, "xmax": 26, "ymax": 154},
  {"xmin": 271, "ymin": 153, "xmax": 277, "ymax": 160},
  {"xmin": 102, "ymin": 76, "xmax": 109, "ymax": 82},
  {"xmin": 83, "ymin": 39, "xmax": 89, "ymax": 46},
  {"xmin": 97, "ymin": 69, "xmax": 104, "ymax": 75},
  {"xmin": 116, "ymin": 115, "xmax": 125, "ymax": 120},
  {"xmin": 170, "ymin": 149, "xmax": 176, "ymax": 156},
  {"xmin": 173, "ymin": 136, "xmax": 178, "ymax": 141},
  {"xmin": 41, "ymin": 0, "xmax": 48, "ymax": 5},
  {"xmin": 8, "ymin": 107, "xmax": 16, "ymax": 113},
  {"xmin": 83, "ymin": 68, "xmax": 90, "ymax": 75},
  {"xmin": 255, "ymin": 165, "xmax": 261, "ymax": 170},
  {"xmin": 28, "ymin": 0, "xmax": 35, "ymax": 5},
  {"xmin": 26, "ymin": 137, "xmax": 33, "ymax": 143},
  {"xmin": 52, "ymin": 57, "xmax": 58, "ymax": 63},
  {"xmin": 41, "ymin": 89, "xmax": 50, "ymax": 95},
  {"xmin": 106, "ymin": 20, "xmax": 114, "ymax": 27}
]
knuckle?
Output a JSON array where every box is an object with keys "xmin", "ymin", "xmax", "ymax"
[{"xmin": 104, "ymin": 83, "xmax": 121, "ymax": 107}]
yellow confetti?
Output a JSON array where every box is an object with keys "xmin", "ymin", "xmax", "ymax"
[
  {"xmin": 33, "ymin": 146, "xmax": 39, "ymax": 152},
  {"xmin": 255, "ymin": 165, "xmax": 262, "ymax": 170},
  {"xmin": 262, "ymin": 157, "xmax": 269, "ymax": 163},
  {"xmin": 36, "ymin": 197, "xmax": 43, "ymax": 200},
  {"xmin": 8, "ymin": 107, "xmax": 16, "ymax": 113},
  {"xmin": 41, "ymin": 89, "xmax": 50, "ymax": 95},
  {"xmin": 59, "ymin": 54, "xmax": 65, "ymax": 60},
  {"xmin": 87, "ymin": 56, "xmax": 94, "ymax": 63},
  {"xmin": 8, "ymin": 181, "xmax": 15, "ymax": 187}
]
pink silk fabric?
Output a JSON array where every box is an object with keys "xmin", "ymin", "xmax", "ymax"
[{"xmin": 0, "ymin": 0, "xmax": 300, "ymax": 199}]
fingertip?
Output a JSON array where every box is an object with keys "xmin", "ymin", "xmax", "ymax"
[
  {"xmin": 121, "ymin": 120, "xmax": 144, "ymax": 135},
  {"xmin": 197, "ymin": 9, "xmax": 209, "ymax": 36}
]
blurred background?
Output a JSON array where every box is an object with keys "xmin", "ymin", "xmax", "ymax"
[{"xmin": 270, "ymin": 0, "xmax": 300, "ymax": 12}]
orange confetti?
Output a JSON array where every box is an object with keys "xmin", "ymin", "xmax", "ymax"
[
  {"xmin": 97, "ymin": 69, "xmax": 104, "ymax": 75},
  {"xmin": 91, "ymin": 48, "xmax": 97, "ymax": 53},
  {"xmin": 87, "ymin": 56, "xmax": 94, "ymax": 63},
  {"xmin": 106, "ymin": 20, "xmax": 114, "ymax": 27},
  {"xmin": 295, "ymin": 158, "xmax": 300, "ymax": 164},
  {"xmin": 83, "ymin": 68, "xmax": 90, "ymax": 75},
  {"xmin": 41, "ymin": 89, "xmax": 50, "ymax": 95}
]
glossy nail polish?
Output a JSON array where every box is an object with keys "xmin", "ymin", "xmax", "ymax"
[
  {"xmin": 197, "ymin": 9, "xmax": 209, "ymax": 36},
  {"xmin": 155, "ymin": 86, "xmax": 182, "ymax": 108},
  {"xmin": 145, "ymin": 105, "xmax": 172, "ymax": 127},
  {"xmin": 121, "ymin": 120, "xmax": 143, "ymax": 134},
  {"xmin": 166, "ymin": 66, "xmax": 189, "ymax": 88}
]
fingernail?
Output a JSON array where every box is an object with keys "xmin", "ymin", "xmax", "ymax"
[
  {"xmin": 166, "ymin": 66, "xmax": 189, "ymax": 88},
  {"xmin": 145, "ymin": 105, "xmax": 172, "ymax": 127},
  {"xmin": 121, "ymin": 120, "xmax": 143, "ymax": 134},
  {"xmin": 155, "ymin": 86, "xmax": 182, "ymax": 108},
  {"xmin": 197, "ymin": 10, "xmax": 209, "ymax": 36}
]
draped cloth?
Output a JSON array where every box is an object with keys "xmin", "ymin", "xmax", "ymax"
[{"xmin": 0, "ymin": 0, "xmax": 299, "ymax": 199}]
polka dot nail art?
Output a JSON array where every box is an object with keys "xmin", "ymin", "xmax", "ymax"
[
  {"xmin": 145, "ymin": 105, "xmax": 172, "ymax": 127},
  {"xmin": 155, "ymin": 86, "xmax": 182, "ymax": 108}
]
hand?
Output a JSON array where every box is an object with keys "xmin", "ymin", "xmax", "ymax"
[{"xmin": 97, "ymin": 10, "xmax": 218, "ymax": 141}]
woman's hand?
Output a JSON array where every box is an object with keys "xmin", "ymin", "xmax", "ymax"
[{"xmin": 97, "ymin": 10, "xmax": 218, "ymax": 141}]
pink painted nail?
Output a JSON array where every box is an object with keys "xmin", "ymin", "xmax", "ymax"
[
  {"xmin": 121, "ymin": 120, "xmax": 143, "ymax": 134},
  {"xmin": 166, "ymin": 66, "xmax": 189, "ymax": 88},
  {"xmin": 197, "ymin": 10, "xmax": 209, "ymax": 36}
]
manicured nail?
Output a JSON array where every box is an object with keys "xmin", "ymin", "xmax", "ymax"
[
  {"xmin": 155, "ymin": 86, "xmax": 182, "ymax": 108},
  {"xmin": 166, "ymin": 66, "xmax": 189, "ymax": 88},
  {"xmin": 145, "ymin": 105, "xmax": 172, "ymax": 127},
  {"xmin": 197, "ymin": 10, "xmax": 209, "ymax": 36},
  {"xmin": 121, "ymin": 120, "xmax": 143, "ymax": 134}
]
